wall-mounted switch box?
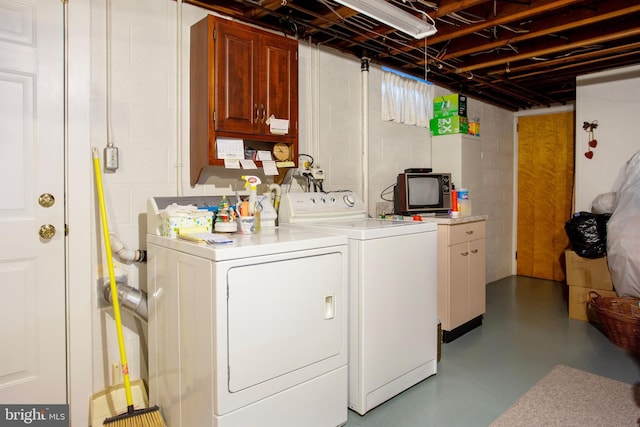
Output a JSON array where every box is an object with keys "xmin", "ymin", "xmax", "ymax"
[{"xmin": 104, "ymin": 146, "xmax": 119, "ymax": 171}]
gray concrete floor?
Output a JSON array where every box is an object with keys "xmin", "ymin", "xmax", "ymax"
[{"xmin": 344, "ymin": 276, "xmax": 640, "ymax": 427}]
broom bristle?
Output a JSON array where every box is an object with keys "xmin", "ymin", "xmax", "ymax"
[{"xmin": 103, "ymin": 405, "xmax": 166, "ymax": 427}]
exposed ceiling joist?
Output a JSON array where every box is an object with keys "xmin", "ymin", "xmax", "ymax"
[{"xmin": 184, "ymin": 0, "xmax": 640, "ymax": 111}]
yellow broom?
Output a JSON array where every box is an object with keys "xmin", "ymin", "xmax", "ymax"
[{"xmin": 92, "ymin": 148, "xmax": 166, "ymax": 427}]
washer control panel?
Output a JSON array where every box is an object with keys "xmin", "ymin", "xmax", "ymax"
[{"xmin": 279, "ymin": 191, "xmax": 367, "ymax": 223}]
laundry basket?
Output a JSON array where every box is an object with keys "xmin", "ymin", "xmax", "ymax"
[{"xmin": 588, "ymin": 291, "xmax": 640, "ymax": 354}]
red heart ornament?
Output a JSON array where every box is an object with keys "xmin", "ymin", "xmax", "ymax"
[
  {"xmin": 585, "ymin": 151, "xmax": 594, "ymax": 159},
  {"xmin": 589, "ymin": 139, "xmax": 598, "ymax": 148}
]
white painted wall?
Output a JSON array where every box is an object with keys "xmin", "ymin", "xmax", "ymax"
[
  {"xmin": 89, "ymin": 0, "xmax": 180, "ymax": 399},
  {"xmin": 462, "ymin": 96, "xmax": 515, "ymax": 282},
  {"xmin": 575, "ymin": 64, "xmax": 640, "ymax": 212},
  {"xmin": 297, "ymin": 46, "xmax": 515, "ymax": 284}
]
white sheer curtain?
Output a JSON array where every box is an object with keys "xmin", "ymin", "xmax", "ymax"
[{"xmin": 382, "ymin": 70, "xmax": 434, "ymax": 127}]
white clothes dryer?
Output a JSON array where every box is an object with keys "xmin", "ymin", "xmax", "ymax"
[
  {"xmin": 279, "ymin": 191, "xmax": 438, "ymax": 415},
  {"xmin": 147, "ymin": 197, "xmax": 349, "ymax": 427}
]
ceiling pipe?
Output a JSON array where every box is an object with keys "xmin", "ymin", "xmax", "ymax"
[
  {"xmin": 426, "ymin": 0, "xmax": 578, "ymax": 44},
  {"xmin": 487, "ymin": 42, "xmax": 640, "ymax": 77},
  {"xmin": 438, "ymin": 4, "xmax": 640, "ymax": 62},
  {"xmin": 456, "ymin": 27, "xmax": 640, "ymax": 74}
]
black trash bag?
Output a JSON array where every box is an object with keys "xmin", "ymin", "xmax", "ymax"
[{"xmin": 564, "ymin": 211, "xmax": 611, "ymax": 259}]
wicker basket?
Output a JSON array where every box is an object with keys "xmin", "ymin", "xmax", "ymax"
[{"xmin": 588, "ymin": 291, "xmax": 640, "ymax": 354}]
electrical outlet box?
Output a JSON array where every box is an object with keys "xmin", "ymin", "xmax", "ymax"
[
  {"xmin": 104, "ymin": 146, "xmax": 119, "ymax": 171},
  {"xmin": 311, "ymin": 167, "xmax": 325, "ymax": 180}
]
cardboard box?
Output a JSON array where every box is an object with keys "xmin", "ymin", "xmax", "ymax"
[
  {"xmin": 433, "ymin": 94, "xmax": 467, "ymax": 118},
  {"xmin": 568, "ymin": 285, "xmax": 617, "ymax": 321},
  {"xmin": 468, "ymin": 120, "xmax": 480, "ymax": 136},
  {"xmin": 564, "ymin": 249, "xmax": 613, "ymax": 290},
  {"xmin": 430, "ymin": 116, "xmax": 469, "ymax": 136}
]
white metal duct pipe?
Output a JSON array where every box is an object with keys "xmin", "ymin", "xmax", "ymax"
[
  {"xmin": 361, "ymin": 57, "xmax": 370, "ymax": 213},
  {"xmin": 102, "ymin": 281, "xmax": 148, "ymax": 322}
]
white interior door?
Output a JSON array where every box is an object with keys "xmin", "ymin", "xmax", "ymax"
[{"xmin": 0, "ymin": 0, "xmax": 66, "ymax": 403}]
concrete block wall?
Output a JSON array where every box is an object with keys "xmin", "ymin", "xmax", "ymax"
[{"xmin": 299, "ymin": 45, "xmax": 515, "ymax": 284}]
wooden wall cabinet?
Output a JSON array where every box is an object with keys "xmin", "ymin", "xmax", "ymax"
[
  {"xmin": 190, "ymin": 16, "xmax": 298, "ymax": 185},
  {"xmin": 437, "ymin": 220, "xmax": 486, "ymax": 341}
]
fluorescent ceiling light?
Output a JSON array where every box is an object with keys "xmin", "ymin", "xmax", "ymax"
[{"xmin": 334, "ymin": 0, "xmax": 437, "ymax": 39}]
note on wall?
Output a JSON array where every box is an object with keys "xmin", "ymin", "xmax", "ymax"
[
  {"xmin": 266, "ymin": 115, "xmax": 289, "ymax": 135},
  {"xmin": 216, "ymin": 138, "xmax": 244, "ymax": 159},
  {"xmin": 240, "ymin": 159, "xmax": 257, "ymax": 169},
  {"xmin": 256, "ymin": 150, "xmax": 272, "ymax": 161},
  {"xmin": 224, "ymin": 159, "xmax": 240, "ymax": 169},
  {"xmin": 261, "ymin": 160, "xmax": 279, "ymax": 175}
]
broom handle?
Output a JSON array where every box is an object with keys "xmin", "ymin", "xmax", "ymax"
[{"xmin": 92, "ymin": 148, "xmax": 134, "ymax": 408}]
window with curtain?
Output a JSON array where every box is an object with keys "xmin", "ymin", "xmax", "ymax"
[{"xmin": 381, "ymin": 68, "xmax": 434, "ymax": 127}]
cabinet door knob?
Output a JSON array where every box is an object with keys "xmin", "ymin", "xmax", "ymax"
[
  {"xmin": 255, "ymin": 104, "xmax": 259, "ymax": 122},
  {"xmin": 461, "ymin": 251, "xmax": 469, "ymax": 256},
  {"xmin": 261, "ymin": 104, "xmax": 266, "ymax": 123},
  {"xmin": 471, "ymin": 249, "xmax": 478, "ymax": 254},
  {"xmin": 466, "ymin": 230, "xmax": 474, "ymax": 234}
]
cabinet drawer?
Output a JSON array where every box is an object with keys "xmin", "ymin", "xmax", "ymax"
[{"xmin": 448, "ymin": 221, "xmax": 485, "ymax": 245}]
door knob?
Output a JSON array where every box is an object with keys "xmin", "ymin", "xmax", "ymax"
[
  {"xmin": 39, "ymin": 193, "xmax": 55, "ymax": 208},
  {"xmin": 39, "ymin": 224, "xmax": 56, "ymax": 239}
]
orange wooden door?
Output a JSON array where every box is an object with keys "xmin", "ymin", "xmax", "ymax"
[{"xmin": 517, "ymin": 112, "xmax": 575, "ymax": 281}]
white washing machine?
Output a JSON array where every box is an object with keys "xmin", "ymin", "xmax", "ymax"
[
  {"xmin": 278, "ymin": 191, "xmax": 438, "ymax": 415},
  {"xmin": 146, "ymin": 197, "xmax": 349, "ymax": 427}
]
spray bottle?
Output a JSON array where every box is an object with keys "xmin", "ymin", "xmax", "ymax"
[{"xmin": 241, "ymin": 175, "xmax": 261, "ymax": 215}]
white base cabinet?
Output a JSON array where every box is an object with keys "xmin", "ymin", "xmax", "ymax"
[{"xmin": 437, "ymin": 220, "xmax": 486, "ymax": 340}]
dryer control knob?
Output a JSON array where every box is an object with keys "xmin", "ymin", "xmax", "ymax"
[{"xmin": 343, "ymin": 194, "xmax": 355, "ymax": 207}]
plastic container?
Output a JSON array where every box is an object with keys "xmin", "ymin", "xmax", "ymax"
[
  {"xmin": 457, "ymin": 188, "xmax": 469, "ymax": 200},
  {"xmin": 242, "ymin": 175, "xmax": 261, "ymax": 215},
  {"xmin": 236, "ymin": 215, "xmax": 256, "ymax": 234},
  {"xmin": 459, "ymin": 199, "xmax": 472, "ymax": 217}
]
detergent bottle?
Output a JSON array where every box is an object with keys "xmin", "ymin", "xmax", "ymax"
[{"xmin": 241, "ymin": 175, "xmax": 261, "ymax": 215}]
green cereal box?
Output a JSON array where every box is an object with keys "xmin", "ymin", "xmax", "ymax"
[
  {"xmin": 433, "ymin": 94, "xmax": 467, "ymax": 118},
  {"xmin": 430, "ymin": 115, "xmax": 469, "ymax": 136}
]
